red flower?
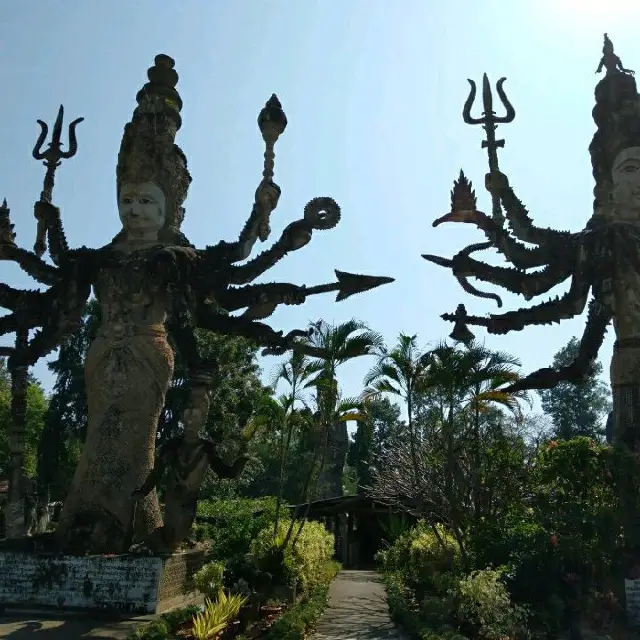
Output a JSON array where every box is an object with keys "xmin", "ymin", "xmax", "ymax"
[
  {"xmin": 547, "ymin": 440, "xmax": 558, "ymax": 450},
  {"xmin": 550, "ymin": 534, "xmax": 559, "ymax": 548}
]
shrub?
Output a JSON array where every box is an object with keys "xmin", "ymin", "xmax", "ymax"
[
  {"xmin": 384, "ymin": 572, "xmax": 466, "ymax": 640},
  {"xmin": 378, "ymin": 521, "xmax": 462, "ymax": 598},
  {"xmin": 193, "ymin": 561, "xmax": 226, "ymax": 600},
  {"xmin": 263, "ymin": 560, "xmax": 340, "ymax": 639},
  {"xmin": 191, "ymin": 589, "xmax": 247, "ymax": 640},
  {"xmin": 250, "ymin": 519, "xmax": 334, "ymax": 594},
  {"xmin": 454, "ymin": 568, "xmax": 526, "ymax": 639},
  {"xmin": 126, "ymin": 605, "xmax": 201, "ymax": 639},
  {"xmin": 194, "ymin": 497, "xmax": 277, "ymax": 561}
]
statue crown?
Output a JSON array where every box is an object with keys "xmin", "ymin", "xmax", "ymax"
[{"xmin": 116, "ymin": 54, "xmax": 192, "ymax": 233}]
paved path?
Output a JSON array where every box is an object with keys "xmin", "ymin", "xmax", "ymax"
[
  {"xmin": 313, "ymin": 570, "xmax": 407, "ymax": 639},
  {"xmin": 0, "ymin": 613, "xmax": 148, "ymax": 638}
]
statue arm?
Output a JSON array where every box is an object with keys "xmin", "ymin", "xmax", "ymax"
[
  {"xmin": 204, "ymin": 442, "xmax": 251, "ymax": 480},
  {"xmin": 424, "ymin": 249, "xmax": 572, "ymax": 302},
  {"xmin": 504, "ymin": 298, "xmax": 612, "ymax": 392},
  {"xmin": 34, "ymin": 202, "xmax": 70, "ymax": 267},
  {"xmin": 0, "ymin": 245, "xmax": 59, "ymax": 285},
  {"xmin": 206, "ymin": 197, "xmax": 340, "ymax": 286},
  {"xmin": 490, "ymin": 173, "xmax": 570, "ymax": 247},
  {"xmin": 194, "ymin": 303, "xmax": 327, "ymax": 359},
  {"xmin": 134, "ymin": 440, "xmax": 178, "ymax": 497},
  {"xmin": 444, "ymin": 273, "xmax": 591, "ymax": 337}
]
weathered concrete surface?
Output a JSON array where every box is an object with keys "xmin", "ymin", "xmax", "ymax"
[
  {"xmin": 313, "ymin": 570, "xmax": 407, "ymax": 639},
  {"xmin": 0, "ymin": 613, "xmax": 153, "ymax": 638}
]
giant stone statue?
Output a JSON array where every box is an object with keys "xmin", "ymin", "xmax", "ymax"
[
  {"xmin": 424, "ymin": 35, "xmax": 640, "ymax": 455},
  {"xmin": 0, "ymin": 54, "xmax": 393, "ymax": 554}
]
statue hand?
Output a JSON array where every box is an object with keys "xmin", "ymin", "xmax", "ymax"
[
  {"xmin": 283, "ymin": 220, "xmax": 312, "ymax": 251},
  {"xmin": 34, "ymin": 201, "xmax": 60, "ymax": 225},
  {"xmin": 484, "ymin": 172, "xmax": 509, "ymax": 194},
  {"xmin": 255, "ymin": 180, "xmax": 281, "ymax": 212}
]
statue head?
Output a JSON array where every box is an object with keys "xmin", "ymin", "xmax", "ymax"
[
  {"xmin": 183, "ymin": 386, "xmax": 210, "ymax": 442},
  {"xmin": 114, "ymin": 54, "xmax": 193, "ymax": 247},
  {"xmin": 118, "ymin": 181, "xmax": 167, "ymax": 239},
  {"xmin": 611, "ymin": 146, "xmax": 640, "ymax": 214}
]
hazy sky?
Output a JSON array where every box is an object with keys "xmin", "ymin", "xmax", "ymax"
[{"xmin": 1, "ymin": 0, "xmax": 638, "ymax": 404}]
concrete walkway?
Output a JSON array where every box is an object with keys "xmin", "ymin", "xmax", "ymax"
[{"xmin": 313, "ymin": 570, "xmax": 407, "ymax": 639}]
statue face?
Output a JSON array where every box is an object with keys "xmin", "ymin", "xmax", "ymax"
[
  {"xmin": 611, "ymin": 147, "xmax": 640, "ymax": 213},
  {"xmin": 183, "ymin": 389, "xmax": 209, "ymax": 440},
  {"xmin": 118, "ymin": 182, "xmax": 166, "ymax": 235}
]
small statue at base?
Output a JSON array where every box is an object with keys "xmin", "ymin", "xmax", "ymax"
[{"xmin": 131, "ymin": 382, "xmax": 253, "ymax": 552}]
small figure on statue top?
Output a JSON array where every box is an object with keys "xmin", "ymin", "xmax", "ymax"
[
  {"xmin": 131, "ymin": 380, "xmax": 254, "ymax": 553},
  {"xmin": 596, "ymin": 33, "xmax": 634, "ymax": 76}
]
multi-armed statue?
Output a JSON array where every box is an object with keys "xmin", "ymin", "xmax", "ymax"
[
  {"xmin": 0, "ymin": 54, "xmax": 393, "ymax": 553},
  {"xmin": 424, "ymin": 35, "xmax": 640, "ymax": 451}
]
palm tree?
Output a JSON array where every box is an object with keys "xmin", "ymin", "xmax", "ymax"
[
  {"xmin": 302, "ymin": 319, "xmax": 384, "ymax": 499},
  {"xmin": 269, "ymin": 350, "xmax": 315, "ymax": 535},
  {"xmin": 427, "ymin": 340, "xmax": 529, "ymax": 519},
  {"xmin": 363, "ymin": 333, "xmax": 431, "ymax": 480}
]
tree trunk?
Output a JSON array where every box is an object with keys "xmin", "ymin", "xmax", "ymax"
[{"xmin": 318, "ymin": 420, "xmax": 348, "ymax": 498}]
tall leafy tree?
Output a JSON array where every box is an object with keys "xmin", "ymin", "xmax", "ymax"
[
  {"xmin": 302, "ymin": 318, "xmax": 384, "ymax": 498},
  {"xmin": 364, "ymin": 333, "xmax": 431, "ymax": 479},
  {"xmin": 348, "ymin": 396, "xmax": 404, "ymax": 491},
  {"xmin": 0, "ymin": 358, "xmax": 48, "ymax": 481},
  {"xmin": 37, "ymin": 299, "xmax": 101, "ymax": 499},
  {"xmin": 538, "ymin": 337, "xmax": 611, "ymax": 440}
]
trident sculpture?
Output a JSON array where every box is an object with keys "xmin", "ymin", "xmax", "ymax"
[
  {"xmin": 423, "ymin": 74, "xmax": 516, "ymax": 320},
  {"xmin": 462, "ymin": 74, "xmax": 516, "ymax": 225},
  {"xmin": 32, "ymin": 105, "xmax": 83, "ymax": 257}
]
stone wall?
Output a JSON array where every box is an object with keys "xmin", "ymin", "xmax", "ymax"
[
  {"xmin": 158, "ymin": 547, "xmax": 207, "ymax": 602},
  {"xmin": 0, "ymin": 548, "xmax": 206, "ymax": 615}
]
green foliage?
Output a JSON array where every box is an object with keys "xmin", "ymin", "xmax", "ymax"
[
  {"xmin": 455, "ymin": 568, "xmax": 526, "ymax": 639},
  {"xmin": 126, "ymin": 604, "xmax": 201, "ymax": 639},
  {"xmin": 348, "ymin": 397, "xmax": 405, "ymax": 490},
  {"xmin": 0, "ymin": 358, "xmax": 48, "ymax": 479},
  {"xmin": 250, "ymin": 519, "xmax": 335, "ymax": 593},
  {"xmin": 263, "ymin": 560, "xmax": 340, "ymax": 640},
  {"xmin": 378, "ymin": 522, "xmax": 462, "ymax": 590},
  {"xmin": 191, "ymin": 589, "xmax": 247, "ymax": 640},
  {"xmin": 538, "ymin": 337, "xmax": 611, "ymax": 440},
  {"xmin": 384, "ymin": 571, "xmax": 466, "ymax": 640},
  {"xmin": 194, "ymin": 497, "xmax": 277, "ymax": 560},
  {"xmin": 36, "ymin": 299, "xmax": 99, "ymax": 498},
  {"xmin": 193, "ymin": 561, "xmax": 226, "ymax": 600}
]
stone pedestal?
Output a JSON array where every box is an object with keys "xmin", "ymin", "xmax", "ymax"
[{"xmin": 0, "ymin": 547, "xmax": 206, "ymax": 616}]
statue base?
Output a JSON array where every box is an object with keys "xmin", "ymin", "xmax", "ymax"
[{"xmin": 0, "ymin": 546, "xmax": 207, "ymax": 616}]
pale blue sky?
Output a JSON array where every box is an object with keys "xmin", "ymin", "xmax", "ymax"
[{"xmin": 1, "ymin": 0, "xmax": 636, "ymax": 403}]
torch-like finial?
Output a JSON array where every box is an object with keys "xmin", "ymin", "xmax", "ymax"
[{"xmin": 258, "ymin": 94, "xmax": 288, "ymax": 145}]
